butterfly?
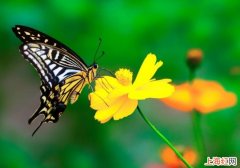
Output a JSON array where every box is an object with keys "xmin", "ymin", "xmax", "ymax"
[{"xmin": 12, "ymin": 25, "xmax": 98, "ymax": 136}]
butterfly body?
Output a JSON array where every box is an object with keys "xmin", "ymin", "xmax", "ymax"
[{"xmin": 12, "ymin": 25, "xmax": 98, "ymax": 135}]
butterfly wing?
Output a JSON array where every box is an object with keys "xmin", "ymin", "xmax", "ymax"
[
  {"xmin": 28, "ymin": 73, "xmax": 87, "ymax": 136},
  {"xmin": 12, "ymin": 25, "xmax": 87, "ymax": 68},
  {"xmin": 28, "ymin": 83, "xmax": 68, "ymax": 136},
  {"xmin": 28, "ymin": 71, "xmax": 88, "ymax": 124},
  {"xmin": 20, "ymin": 43, "xmax": 86, "ymax": 87},
  {"xmin": 12, "ymin": 25, "xmax": 90, "ymax": 135}
]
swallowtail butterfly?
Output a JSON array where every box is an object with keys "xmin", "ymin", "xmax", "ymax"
[{"xmin": 12, "ymin": 25, "xmax": 98, "ymax": 136}]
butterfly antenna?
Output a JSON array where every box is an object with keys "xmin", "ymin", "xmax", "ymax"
[
  {"xmin": 96, "ymin": 51, "xmax": 105, "ymax": 62},
  {"xmin": 32, "ymin": 120, "xmax": 44, "ymax": 136},
  {"xmin": 93, "ymin": 38, "xmax": 102, "ymax": 63}
]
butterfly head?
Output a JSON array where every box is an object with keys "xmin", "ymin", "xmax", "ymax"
[
  {"xmin": 87, "ymin": 63, "xmax": 98, "ymax": 83},
  {"xmin": 93, "ymin": 63, "xmax": 98, "ymax": 69}
]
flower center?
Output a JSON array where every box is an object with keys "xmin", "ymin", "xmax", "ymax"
[{"xmin": 115, "ymin": 68, "xmax": 133, "ymax": 86}]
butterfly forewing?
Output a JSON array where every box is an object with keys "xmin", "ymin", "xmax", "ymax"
[
  {"xmin": 12, "ymin": 25, "xmax": 87, "ymax": 67},
  {"xmin": 12, "ymin": 25, "xmax": 98, "ymax": 135},
  {"xmin": 20, "ymin": 43, "xmax": 83, "ymax": 87}
]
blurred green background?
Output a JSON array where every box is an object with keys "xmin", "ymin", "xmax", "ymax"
[{"xmin": 0, "ymin": 0, "xmax": 240, "ymax": 168}]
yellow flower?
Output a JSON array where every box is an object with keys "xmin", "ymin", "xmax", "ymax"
[
  {"xmin": 162, "ymin": 79, "xmax": 237, "ymax": 113},
  {"xmin": 89, "ymin": 53, "xmax": 175, "ymax": 123}
]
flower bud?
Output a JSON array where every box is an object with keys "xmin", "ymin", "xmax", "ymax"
[{"xmin": 186, "ymin": 48, "xmax": 203, "ymax": 71}]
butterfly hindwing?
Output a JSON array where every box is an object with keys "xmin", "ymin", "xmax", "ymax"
[
  {"xmin": 28, "ymin": 83, "xmax": 67, "ymax": 136},
  {"xmin": 28, "ymin": 84, "xmax": 64, "ymax": 124},
  {"xmin": 59, "ymin": 71, "xmax": 88, "ymax": 104},
  {"xmin": 28, "ymin": 73, "xmax": 87, "ymax": 134}
]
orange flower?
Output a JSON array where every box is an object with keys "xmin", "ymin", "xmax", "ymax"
[
  {"xmin": 162, "ymin": 79, "xmax": 237, "ymax": 113},
  {"xmin": 160, "ymin": 146, "xmax": 197, "ymax": 168}
]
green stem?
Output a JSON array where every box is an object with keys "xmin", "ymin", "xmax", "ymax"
[
  {"xmin": 188, "ymin": 69, "xmax": 196, "ymax": 83},
  {"xmin": 192, "ymin": 110, "xmax": 206, "ymax": 164},
  {"xmin": 137, "ymin": 106, "xmax": 193, "ymax": 168},
  {"xmin": 188, "ymin": 67, "xmax": 206, "ymax": 165}
]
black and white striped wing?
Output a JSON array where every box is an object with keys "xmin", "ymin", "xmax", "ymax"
[
  {"xmin": 12, "ymin": 25, "xmax": 89, "ymax": 87},
  {"xmin": 12, "ymin": 25, "xmax": 88, "ymax": 69},
  {"xmin": 20, "ymin": 43, "xmax": 84, "ymax": 88}
]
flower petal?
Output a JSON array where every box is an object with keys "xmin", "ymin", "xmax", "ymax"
[
  {"xmin": 161, "ymin": 79, "xmax": 237, "ymax": 113},
  {"xmin": 108, "ymin": 85, "xmax": 132, "ymax": 99},
  {"xmin": 90, "ymin": 76, "xmax": 123, "ymax": 110},
  {"xmin": 193, "ymin": 79, "xmax": 237, "ymax": 113},
  {"xmin": 129, "ymin": 79, "xmax": 175, "ymax": 100},
  {"xmin": 217, "ymin": 92, "xmax": 237, "ymax": 111},
  {"xmin": 133, "ymin": 53, "xmax": 163, "ymax": 87},
  {"xmin": 113, "ymin": 98, "xmax": 138, "ymax": 120},
  {"xmin": 95, "ymin": 76, "xmax": 121, "ymax": 91},
  {"xmin": 94, "ymin": 95, "xmax": 127, "ymax": 123},
  {"xmin": 89, "ymin": 90, "xmax": 109, "ymax": 110},
  {"xmin": 161, "ymin": 82, "xmax": 194, "ymax": 112}
]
